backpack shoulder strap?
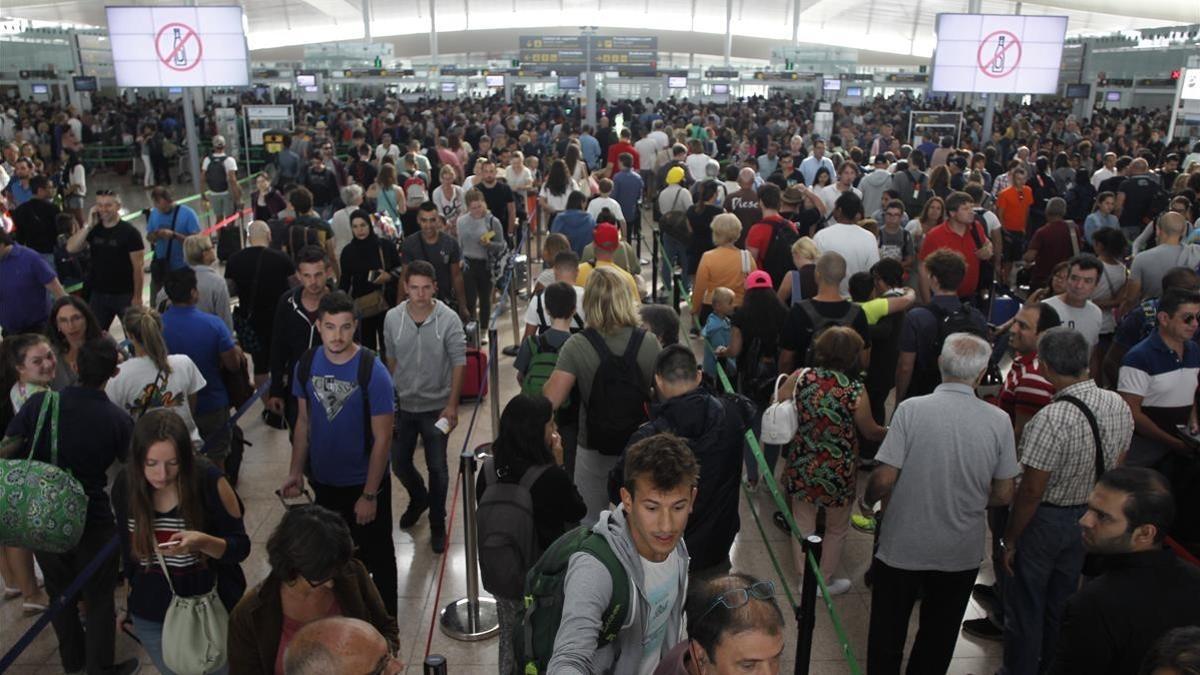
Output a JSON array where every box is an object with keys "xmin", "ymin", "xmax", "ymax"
[
  {"xmin": 578, "ymin": 532, "xmax": 631, "ymax": 643},
  {"xmin": 582, "ymin": 328, "xmax": 614, "ymax": 362},
  {"xmin": 621, "ymin": 328, "xmax": 647, "ymax": 363},
  {"xmin": 357, "ymin": 348, "xmax": 378, "ymax": 458},
  {"xmin": 518, "ymin": 464, "xmax": 553, "ymax": 491},
  {"xmin": 1056, "ymin": 394, "xmax": 1106, "ymax": 483},
  {"xmin": 297, "ymin": 346, "xmax": 319, "ymax": 401},
  {"xmin": 483, "ymin": 457, "xmax": 500, "ymax": 486},
  {"xmin": 535, "ymin": 293, "xmax": 547, "ymax": 328},
  {"xmin": 798, "ymin": 299, "xmax": 822, "ymax": 327},
  {"xmin": 839, "ymin": 302, "xmax": 863, "ymax": 325}
]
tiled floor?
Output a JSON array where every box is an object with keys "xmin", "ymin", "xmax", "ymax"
[{"xmin": 0, "ymin": 173, "xmax": 1003, "ymax": 674}]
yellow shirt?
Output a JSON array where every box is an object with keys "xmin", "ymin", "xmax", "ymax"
[
  {"xmin": 577, "ymin": 259, "xmax": 640, "ymax": 300},
  {"xmin": 857, "ymin": 298, "xmax": 889, "ymax": 325}
]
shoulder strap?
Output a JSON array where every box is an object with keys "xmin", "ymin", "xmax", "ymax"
[
  {"xmin": 535, "ymin": 292, "xmax": 547, "ymax": 328},
  {"xmin": 582, "ymin": 328, "xmax": 614, "ymax": 362},
  {"xmin": 621, "ymin": 328, "xmax": 647, "ymax": 364},
  {"xmin": 792, "ymin": 269, "xmax": 802, "ymax": 302},
  {"xmin": 798, "ymin": 300, "xmax": 822, "ymax": 328},
  {"xmin": 741, "ymin": 249, "xmax": 752, "ymax": 277},
  {"xmin": 27, "ymin": 391, "xmax": 59, "ymax": 465},
  {"xmin": 152, "ymin": 546, "xmax": 179, "ymax": 596},
  {"xmin": 484, "ymin": 457, "xmax": 500, "ymax": 485},
  {"xmin": 578, "ymin": 531, "xmax": 631, "ymax": 642},
  {"xmin": 297, "ymin": 346, "xmax": 319, "ymax": 401},
  {"xmin": 1068, "ymin": 223, "xmax": 1080, "ymax": 257},
  {"xmin": 518, "ymin": 464, "xmax": 553, "ymax": 491},
  {"xmin": 1057, "ymin": 394, "xmax": 1105, "ymax": 482},
  {"xmin": 840, "ymin": 302, "xmax": 862, "ymax": 325},
  {"xmin": 357, "ymin": 348, "xmax": 377, "ymax": 458}
]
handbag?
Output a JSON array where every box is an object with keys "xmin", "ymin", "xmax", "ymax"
[
  {"xmin": 0, "ymin": 392, "xmax": 88, "ymax": 553},
  {"xmin": 353, "ymin": 243, "xmax": 391, "ymax": 318},
  {"xmin": 220, "ymin": 351, "xmax": 255, "ymax": 410},
  {"xmin": 760, "ymin": 372, "xmax": 801, "ymax": 445},
  {"xmin": 154, "ymin": 547, "xmax": 229, "ymax": 675}
]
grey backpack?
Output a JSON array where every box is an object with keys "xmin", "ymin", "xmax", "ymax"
[{"xmin": 477, "ymin": 459, "xmax": 552, "ymax": 600}]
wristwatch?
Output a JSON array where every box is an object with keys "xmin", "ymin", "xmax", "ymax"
[{"xmin": 360, "ymin": 491, "xmax": 377, "ymax": 502}]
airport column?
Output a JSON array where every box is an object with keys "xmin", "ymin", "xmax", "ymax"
[
  {"xmin": 362, "ymin": 0, "xmax": 371, "ymax": 43},
  {"xmin": 724, "ymin": 0, "xmax": 733, "ymax": 67}
]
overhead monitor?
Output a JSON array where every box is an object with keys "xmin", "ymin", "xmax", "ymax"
[
  {"xmin": 711, "ymin": 84, "xmax": 729, "ymax": 94},
  {"xmin": 296, "ymin": 74, "xmax": 316, "ymax": 87},
  {"xmin": 73, "ymin": 76, "xmax": 98, "ymax": 92},
  {"xmin": 302, "ymin": 85, "xmax": 318, "ymax": 93},
  {"xmin": 931, "ymin": 14, "xmax": 1067, "ymax": 94},
  {"xmin": 106, "ymin": 6, "xmax": 250, "ymax": 87},
  {"xmin": 485, "ymin": 74, "xmax": 505, "ymax": 87},
  {"xmin": 845, "ymin": 86, "xmax": 863, "ymax": 97},
  {"xmin": 440, "ymin": 81, "xmax": 457, "ymax": 93},
  {"xmin": 558, "ymin": 75, "xmax": 580, "ymax": 90},
  {"xmin": 31, "ymin": 83, "xmax": 49, "ymax": 95},
  {"xmin": 822, "ymin": 78, "xmax": 842, "ymax": 91},
  {"xmin": 168, "ymin": 87, "xmax": 184, "ymax": 94},
  {"xmin": 667, "ymin": 76, "xmax": 687, "ymax": 88},
  {"xmin": 1064, "ymin": 83, "xmax": 1090, "ymax": 99},
  {"xmin": 1105, "ymin": 91, "xmax": 1121, "ymax": 102},
  {"xmin": 1182, "ymin": 68, "xmax": 1200, "ymax": 101}
]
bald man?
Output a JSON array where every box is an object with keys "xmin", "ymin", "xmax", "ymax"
[
  {"xmin": 1115, "ymin": 157, "xmax": 1163, "ymax": 237},
  {"xmin": 1129, "ymin": 212, "xmax": 1200, "ymax": 302},
  {"xmin": 223, "ymin": 219, "xmax": 296, "ymax": 386},
  {"xmin": 726, "ymin": 167, "xmax": 764, "ymax": 245},
  {"xmin": 283, "ymin": 617, "xmax": 402, "ymax": 675}
]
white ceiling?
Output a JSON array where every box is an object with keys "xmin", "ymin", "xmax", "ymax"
[{"xmin": 5, "ymin": 0, "xmax": 1197, "ymax": 60}]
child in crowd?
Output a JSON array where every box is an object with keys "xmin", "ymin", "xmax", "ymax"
[{"xmin": 702, "ymin": 287, "xmax": 735, "ymax": 380}]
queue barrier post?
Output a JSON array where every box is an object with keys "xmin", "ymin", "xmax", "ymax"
[
  {"xmin": 650, "ymin": 227, "xmax": 660, "ymax": 301},
  {"xmin": 488, "ymin": 326, "xmax": 502, "ymax": 438},
  {"xmin": 439, "ymin": 446, "xmax": 500, "ymax": 640},
  {"xmin": 423, "ymin": 654, "xmax": 448, "ymax": 673},
  {"xmin": 795, "ymin": 534, "xmax": 823, "ymax": 675}
]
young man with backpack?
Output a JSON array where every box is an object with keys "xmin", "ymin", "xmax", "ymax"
[
  {"xmin": 895, "ymin": 249, "xmax": 989, "ymax": 402},
  {"xmin": 383, "ymin": 260, "xmax": 465, "ymax": 554},
  {"xmin": 516, "ymin": 281, "xmax": 581, "ymax": 476},
  {"xmin": 200, "ymin": 135, "xmax": 240, "ymax": 225},
  {"xmin": 267, "ymin": 245, "xmax": 330, "ymax": 432},
  {"xmin": 279, "ymin": 291, "xmax": 398, "ymax": 618},
  {"xmin": 778, "ymin": 251, "xmax": 872, "ymax": 374},
  {"xmin": 283, "ymin": 186, "xmax": 339, "ymax": 279},
  {"xmin": 522, "ymin": 251, "xmax": 586, "ymax": 339},
  {"xmin": 520, "ymin": 433, "xmax": 697, "ymax": 675},
  {"xmin": 918, "ymin": 191, "xmax": 994, "ymax": 303},
  {"xmin": 744, "ymin": 183, "xmax": 799, "ymax": 286}
]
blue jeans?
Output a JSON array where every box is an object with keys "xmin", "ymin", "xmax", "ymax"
[
  {"xmin": 391, "ymin": 408, "xmax": 450, "ymax": 524},
  {"xmin": 659, "ymin": 233, "xmax": 689, "ymax": 295},
  {"xmin": 130, "ymin": 615, "xmax": 229, "ymax": 675},
  {"xmin": 1001, "ymin": 504, "xmax": 1087, "ymax": 675}
]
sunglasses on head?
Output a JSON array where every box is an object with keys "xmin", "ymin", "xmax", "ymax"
[{"xmin": 694, "ymin": 580, "xmax": 775, "ymax": 624}]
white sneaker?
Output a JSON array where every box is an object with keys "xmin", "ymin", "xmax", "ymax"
[{"xmin": 821, "ymin": 578, "xmax": 852, "ymax": 597}]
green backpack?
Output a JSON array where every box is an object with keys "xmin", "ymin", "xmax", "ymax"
[
  {"xmin": 520, "ymin": 334, "xmax": 562, "ymax": 399},
  {"xmin": 515, "ymin": 525, "xmax": 629, "ymax": 675},
  {"xmin": 0, "ymin": 391, "xmax": 88, "ymax": 553}
]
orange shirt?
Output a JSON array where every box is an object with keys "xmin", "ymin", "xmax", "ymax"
[{"xmin": 996, "ymin": 185, "xmax": 1033, "ymax": 233}]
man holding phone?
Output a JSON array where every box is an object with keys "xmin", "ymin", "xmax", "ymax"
[
  {"xmin": 66, "ymin": 190, "xmax": 145, "ymax": 332},
  {"xmin": 280, "ymin": 290, "xmax": 398, "ymax": 617}
]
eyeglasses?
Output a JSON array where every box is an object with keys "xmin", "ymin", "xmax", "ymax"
[
  {"xmin": 695, "ymin": 580, "xmax": 775, "ymax": 624},
  {"xmin": 95, "ymin": 189, "xmax": 115, "ymax": 196},
  {"xmin": 366, "ymin": 651, "xmax": 403, "ymax": 675},
  {"xmin": 1180, "ymin": 313, "xmax": 1199, "ymax": 325}
]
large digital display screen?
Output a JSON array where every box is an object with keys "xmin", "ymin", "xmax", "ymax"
[
  {"xmin": 73, "ymin": 76, "xmax": 98, "ymax": 92},
  {"xmin": 931, "ymin": 14, "xmax": 1067, "ymax": 94},
  {"xmin": 107, "ymin": 6, "xmax": 249, "ymax": 87},
  {"xmin": 1064, "ymin": 83, "xmax": 1090, "ymax": 99},
  {"xmin": 485, "ymin": 75, "xmax": 505, "ymax": 87},
  {"xmin": 823, "ymin": 78, "xmax": 842, "ymax": 91},
  {"xmin": 558, "ymin": 75, "xmax": 581, "ymax": 90},
  {"xmin": 667, "ymin": 76, "xmax": 687, "ymax": 88},
  {"xmin": 520, "ymin": 36, "xmax": 657, "ymax": 73}
]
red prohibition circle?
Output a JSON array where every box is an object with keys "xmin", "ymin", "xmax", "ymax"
[
  {"xmin": 155, "ymin": 22, "xmax": 203, "ymax": 72},
  {"xmin": 976, "ymin": 30, "xmax": 1020, "ymax": 79}
]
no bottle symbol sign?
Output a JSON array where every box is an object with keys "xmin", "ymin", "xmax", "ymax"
[
  {"xmin": 156, "ymin": 22, "xmax": 203, "ymax": 72},
  {"xmin": 977, "ymin": 30, "xmax": 1020, "ymax": 79}
]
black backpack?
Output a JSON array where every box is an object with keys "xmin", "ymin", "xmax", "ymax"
[
  {"xmin": 296, "ymin": 347, "xmax": 378, "ymax": 456},
  {"xmin": 477, "ymin": 460, "xmax": 552, "ymax": 600},
  {"xmin": 761, "ymin": 218, "xmax": 799, "ymax": 290},
  {"xmin": 205, "ymin": 154, "xmax": 229, "ymax": 192},
  {"xmin": 907, "ymin": 301, "xmax": 986, "ymax": 397},
  {"xmin": 582, "ymin": 328, "xmax": 649, "ymax": 456},
  {"xmin": 797, "ymin": 300, "xmax": 863, "ymax": 366}
]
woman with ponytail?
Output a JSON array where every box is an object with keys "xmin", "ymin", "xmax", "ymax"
[{"xmin": 105, "ymin": 305, "xmax": 206, "ymax": 445}]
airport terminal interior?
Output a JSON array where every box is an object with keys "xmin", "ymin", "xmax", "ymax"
[{"xmin": 1, "ymin": 1, "xmax": 1200, "ymax": 674}]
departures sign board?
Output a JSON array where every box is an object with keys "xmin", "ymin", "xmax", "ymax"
[{"xmin": 519, "ymin": 36, "xmax": 657, "ymax": 73}]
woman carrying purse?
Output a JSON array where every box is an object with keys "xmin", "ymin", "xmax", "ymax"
[
  {"xmin": 114, "ymin": 411, "xmax": 249, "ymax": 675},
  {"xmin": 338, "ymin": 210, "xmax": 401, "ymax": 353}
]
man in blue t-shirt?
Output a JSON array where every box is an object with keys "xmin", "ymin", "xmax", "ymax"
[
  {"xmin": 161, "ymin": 267, "xmax": 240, "ymax": 469},
  {"xmin": 281, "ymin": 291, "xmax": 398, "ymax": 617},
  {"xmin": 145, "ymin": 186, "xmax": 202, "ymax": 300}
]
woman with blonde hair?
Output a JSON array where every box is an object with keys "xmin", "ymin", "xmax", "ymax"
[
  {"xmin": 776, "ymin": 236, "xmax": 820, "ymax": 306},
  {"xmin": 432, "ymin": 164, "xmax": 465, "ymax": 231},
  {"xmin": 541, "ymin": 266, "xmax": 662, "ymax": 524},
  {"xmin": 691, "ymin": 214, "xmax": 756, "ymax": 320},
  {"xmin": 106, "ymin": 305, "xmax": 206, "ymax": 444}
]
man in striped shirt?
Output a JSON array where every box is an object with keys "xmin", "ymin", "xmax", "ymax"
[{"xmin": 964, "ymin": 301, "xmax": 1062, "ymax": 641}]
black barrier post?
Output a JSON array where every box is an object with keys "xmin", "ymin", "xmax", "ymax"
[
  {"xmin": 795, "ymin": 534, "xmax": 823, "ymax": 675},
  {"xmin": 650, "ymin": 227, "xmax": 660, "ymax": 301},
  {"xmin": 424, "ymin": 654, "xmax": 448, "ymax": 674}
]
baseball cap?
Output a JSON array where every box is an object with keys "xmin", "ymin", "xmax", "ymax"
[
  {"xmin": 666, "ymin": 166, "xmax": 686, "ymax": 185},
  {"xmin": 594, "ymin": 222, "xmax": 620, "ymax": 252},
  {"xmin": 745, "ymin": 270, "xmax": 773, "ymax": 290}
]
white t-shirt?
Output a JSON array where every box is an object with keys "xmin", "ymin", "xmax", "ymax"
[
  {"xmin": 634, "ymin": 137, "xmax": 659, "ymax": 172},
  {"xmin": 818, "ymin": 184, "xmax": 862, "ymax": 223},
  {"xmin": 374, "ymin": 144, "xmax": 401, "ymax": 163},
  {"xmin": 1044, "ymin": 295, "xmax": 1103, "ymax": 349},
  {"xmin": 433, "ymin": 184, "xmax": 465, "ymax": 223},
  {"xmin": 813, "ymin": 223, "xmax": 881, "ymax": 295},
  {"xmin": 523, "ymin": 285, "xmax": 586, "ymax": 331},
  {"xmin": 105, "ymin": 354, "xmax": 206, "ymax": 444},
  {"xmin": 685, "ymin": 154, "xmax": 712, "ymax": 182},
  {"xmin": 1091, "ymin": 261, "xmax": 1127, "ymax": 334},
  {"xmin": 636, "ymin": 553, "xmax": 680, "ymax": 675},
  {"xmin": 540, "ymin": 180, "xmax": 578, "ymax": 213},
  {"xmin": 200, "ymin": 155, "xmax": 238, "ymax": 193},
  {"xmin": 1090, "ymin": 166, "xmax": 1116, "ymax": 190},
  {"xmin": 587, "ymin": 196, "xmax": 625, "ymax": 224}
]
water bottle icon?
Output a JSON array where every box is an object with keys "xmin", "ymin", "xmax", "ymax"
[
  {"xmin": 172, "ymin": 28, "xmax": 188, "ymax": 67},
  {"xmin": 991, "ymin": 35, "xmax": 1006, "ymax": 73}
]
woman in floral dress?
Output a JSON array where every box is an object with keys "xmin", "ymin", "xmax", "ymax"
[{"xmin": 779, "ymin": 326, "xmax": 886, "ymax": 596}]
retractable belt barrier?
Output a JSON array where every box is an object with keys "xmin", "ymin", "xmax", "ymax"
[
  {"xmin": 0, "ymin": 378, "xmax": 271, "ymax": 672},
  {"xmin": 653, "ymin": 228, "xmax": 864, "ymax": 675}
]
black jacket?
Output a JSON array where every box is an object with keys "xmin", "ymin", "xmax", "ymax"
[
  {"xmin": 1049, "ymin": 549, "xmax": 1200, "ymax": 675},
  {"xmin": 608, "ymin": 388, "xmax": 754, "ymax": 572},
  {"xmin": 268, "ymin": 286, "xmax": 322, "ymax": 399}
]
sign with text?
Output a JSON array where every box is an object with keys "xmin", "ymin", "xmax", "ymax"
[
  {"xmin": 106, "ymin": 5, "xmax": 249, "ymax": 87},
  {"xmin": 931, "ymin": 14, "xmax": 1066, "ymax": 94},
  {"xmin": 519, "ymin": 35, "xmax": 656, "ymax": 72}
]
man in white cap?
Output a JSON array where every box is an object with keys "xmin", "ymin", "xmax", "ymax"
[{"xmin": 201, "ymin": 135, "xmax": 241, "ymax": 225}]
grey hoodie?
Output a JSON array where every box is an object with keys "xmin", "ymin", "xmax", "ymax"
[
  {"xmin": 548, "ymin": 506, "xmax": 690, "ymax": 675},
  {"xmin": 382, "ymin": 299, "xmax": 466, "ymax": 413},
  {"xmin": 858, "ymin": 168, "xmax": 893, "ymax": 220}
]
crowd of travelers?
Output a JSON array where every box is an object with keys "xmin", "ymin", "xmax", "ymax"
[{"xmin": 1, "ymin": 87, "xmax": 1200, "ymax": 675}]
